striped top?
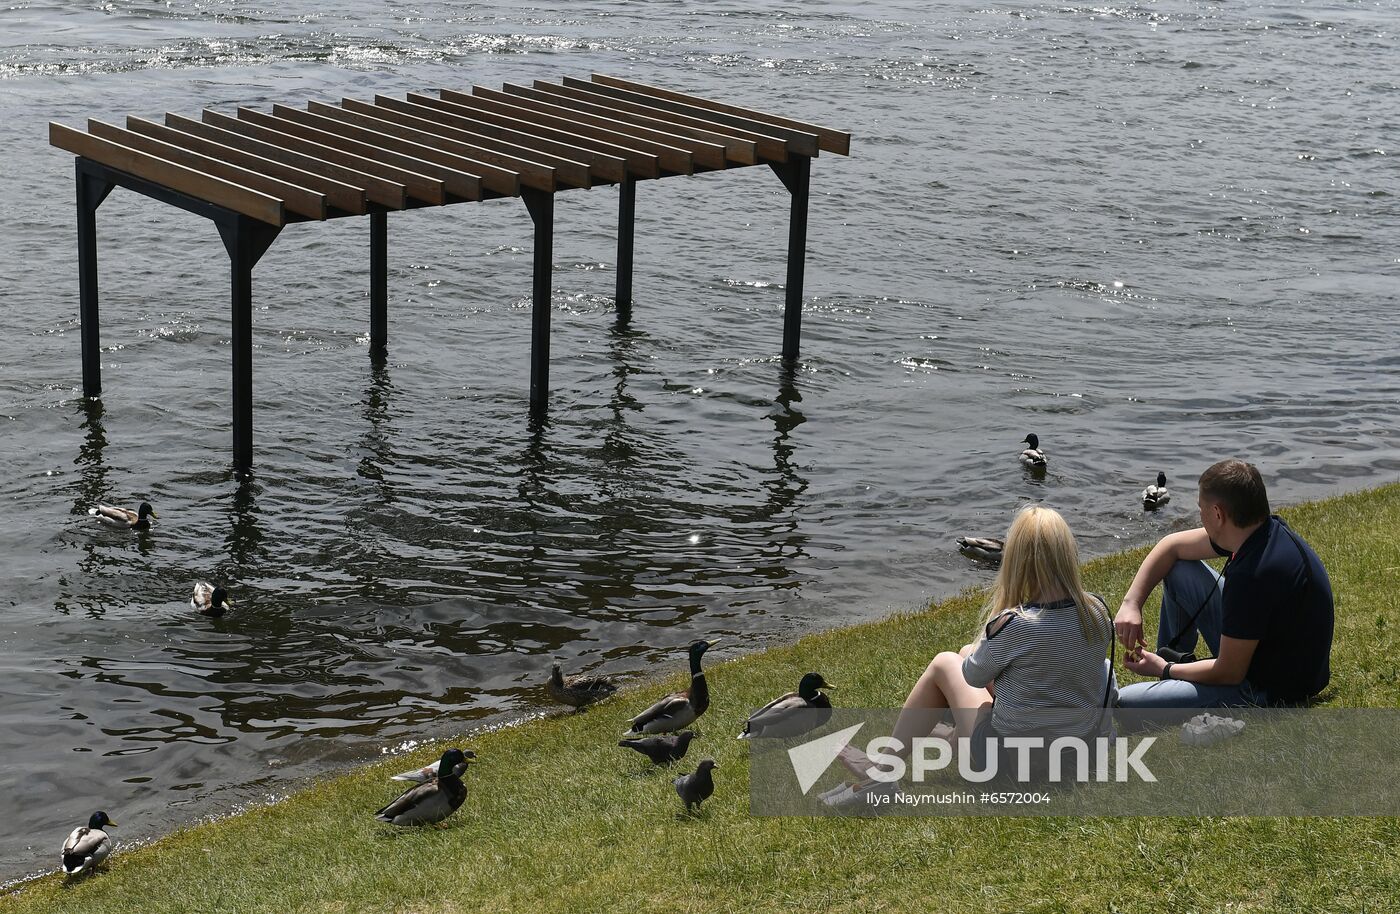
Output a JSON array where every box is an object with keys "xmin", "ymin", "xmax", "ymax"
[{"xmin": 962, "ymin": 597, "xmax": 1114, "ymax": 736}]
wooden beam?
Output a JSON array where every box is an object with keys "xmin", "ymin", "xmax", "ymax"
[
  {"xmin": 167, "ymin": 113, "xmax": 403, "ymax": 210},
  {"xmin": 203, "ymin": 109, "xmax": 443, "ymax": 206},
  {"xmin": 589, "ymin": 74, "xmax": 832, "ymax": 157},
  {"xmin": 271, "ymin": 104, "xmax": 525, "ymax": 196},
  {"xmin": 557, "ymin": 77, "xmax": 785, "ymax": 163},
  {"xmin": 393, "ymin": 93, "xmax": 628, "ymax": 183},
  {"xmin": 88, "ymin": 119, "xmax": 326, "ymax": 220},
  {"xmin": 467, "ymin": 85, "xmax": 703, "ymax": 173},
  {"xmin": 235, "ymin": 108, "xmax": 469, "ymax": 204},
  {"xmin": 321, "ymin": 99, "xmax": 592, "ymax": 190},
  {"xmin": 295, "ymin": 101, "xmax": 558, "ymax": 193},
  {"xmin": 49, "ymin": 122, "xmax": 284, "ymax": 226},
  {"xmin": 519, "ymin": 81, "xmax": 758, "ymax": 166},
  {"xmin": 128, "ymin": 116, "xmax": 367, "ymax": 215},
  {"xmin": 438, "ymin": 89, "xmax": 666, "ymax": 178}
]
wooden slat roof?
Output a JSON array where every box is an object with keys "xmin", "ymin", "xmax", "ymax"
[{"xmin": 50, "ymin": 74, "xmax": 851, "ymax": 228}]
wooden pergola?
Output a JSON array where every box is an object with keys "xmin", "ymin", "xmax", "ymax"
[{"xmin": 50, "ymin": 74, "xmax": 851, "ymax": 473}]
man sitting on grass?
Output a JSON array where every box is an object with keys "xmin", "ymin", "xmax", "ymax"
[{"xmin": 1115, "ymin": 459, "xmax": 1334, "ymax": 709}]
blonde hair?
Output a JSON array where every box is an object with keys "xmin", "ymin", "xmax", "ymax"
[{"xmin": 979, "ymin": 505, "xmax": 1110, "ymax": 642}]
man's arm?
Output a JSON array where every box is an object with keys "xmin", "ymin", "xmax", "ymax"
[
  {"xmin": 1124, "ymin": 635, "xmax": 1258, "ymax": 686},
  {"xmin": 1114, "ymin": 529, "xmax": 1221, "ymax": 650}
]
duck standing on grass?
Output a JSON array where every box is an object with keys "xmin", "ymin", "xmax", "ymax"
[
  {"xmin": 61, "ymin": 811, "xmax": 115, "ymax": 877},
  {"xmin": 674, "ymin": 759, "xmax": 717, "ymax": 813},
  {"xmin": 375, "ymin": 748, "xmax": 474, "ymax": 826},
  {"xmin": 624, "ymin": 639, "xmax": 720, "ymax": 736},
  {"xmin": 547, "ymin": 661, "xmax": 618, "ymax": 710},
  {"xmin": 190, "ymin": 582, "xmax": 232, "ymax": 617},
  {"xmin": 737, "ymin": 672, "xmax": 835, "ymax": 739},
  {"xmin": 1142, "ymin": 472, "xmax": 1171, "ymax": 510},
  {"xmin": 88, "ymin": 502, "xmax": 155, "ymax": 531},
  {"xmin": 390, "ymin": 752, "xmax": 474, "ymax": 785},
  {"xmin": 956, "ymin": 536, "xmax": 1004, "ymax": 565},
  {"xmin": 618, "ymin": 730, "xmax": 696, "ymax": 765}
]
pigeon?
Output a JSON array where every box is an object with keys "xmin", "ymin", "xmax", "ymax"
[
  {"xmin": 618, "ymin": 730, "xmax": 696, "ymax": 765},
  {"xmin": 673, "ymin": 758, "xmax": 718, "ymax": 813}
]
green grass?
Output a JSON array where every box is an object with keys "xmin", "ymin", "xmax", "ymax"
[{"xmin": 7, "ymin": 484, "xmax": 1400, "ymax": 914}]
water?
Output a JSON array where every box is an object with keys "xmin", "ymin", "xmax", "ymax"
[{"xmin": 1, "ymin": 0, "xmax": 1397, "ymax": 883}]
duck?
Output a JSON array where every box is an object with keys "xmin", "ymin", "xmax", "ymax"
[
  {"xmin": 390, "ymin": 752, "xmax": 474, "ymax": 785},
  {"xmin": 737, "ymin": 672, "xmax": 835, "ymax": 739},
  {"xmin": 624, "ymin": 639, "xmax": 720, "ymax": 736},
  {"xmin": 190, "ymin": 582, "xmax": 232, "ymax": 617},
  {"xmin": 957, "ymin": 536, "xmax": 1004, "ymax": 564},
  {"xmin": 673, "ymin": 758, "xmax": 717, "ymax": 813},
  {"xmin": 1019, "ymin": 434, "xmax": 1047, "ymax": 469},
  {"xmin": 88, "ymin": 502, "xmax": 156, "ymax": 531},
  {"xmin": 375, "ymin": 748, "xmax": 474, "ymax": 826},
  {"xmin": 61, "ymin": 811, "xmax": 116, "ymax": 877},
  {"xmin": 547, "ymin": 661, "xmax": 618, "ymax": 710},
  {"xmin": 1142, "ymin": 471, "xmax": 1171, "ymax": 510},
  {"xmin": 619, "ymin": 730, "xmax": 696, "ymax": 765}
]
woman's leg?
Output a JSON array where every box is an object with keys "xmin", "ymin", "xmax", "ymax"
[{"xmin": 890, "ymin": 651, "xmax": 992, "ymax": 750}]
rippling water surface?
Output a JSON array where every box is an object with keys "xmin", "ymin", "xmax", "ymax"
[{"xmin": 1, "ymin": 0, "xmax": 1397, "ymax": 883}]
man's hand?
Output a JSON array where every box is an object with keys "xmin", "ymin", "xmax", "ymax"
[
  {"xmin": 1114, "ymin": 601, "xmax": 1147, "ymax": 653},
  {"xmin": 1124, "ymin": 648, "xmax": 1168, "ymax": 679}
]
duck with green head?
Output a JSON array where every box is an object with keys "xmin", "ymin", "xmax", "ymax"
[
  {"xmin": 88, "ymin": 502, "xmax": 155, "ymax": 531},
  {"xmin": 61, "ymin": 811, "xmax": 116, "ymax": 877},
  {"xmin": 737, "ymin": 672, "xmax": 836, "ymax": 739},
  {"xmin": 624, "ymin": 639, "xmax": 720, "ymax": 735},
  {"xmin": 374, "ymin": 748, "xmax": 474, "ymax": 826}
]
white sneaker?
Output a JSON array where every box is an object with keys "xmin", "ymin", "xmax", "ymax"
[
  {"xmin": 818, "ymin": 779, "xmax": 896, "ymax": 809},
  {"xmin": 1181, "ymin": 712, "xmax": 1246, "ymax": 747}
]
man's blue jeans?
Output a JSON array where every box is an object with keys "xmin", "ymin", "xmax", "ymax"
[{"xmin": 1116, "ymin": 559, "xmax": 1270, "ymax": 710}]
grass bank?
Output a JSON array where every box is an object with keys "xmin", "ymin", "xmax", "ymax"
[{"xmin": 7, "ymin": 484, "xmax": 1400, "ymax": 914}]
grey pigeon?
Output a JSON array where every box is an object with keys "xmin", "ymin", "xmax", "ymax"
[
  {"xmin": 673, "ymin": 758, "xmax": 717, "ymax": 812},
  {"xmin": 619, "ymin": 730, "xmax": 696, "ymax": 765}
]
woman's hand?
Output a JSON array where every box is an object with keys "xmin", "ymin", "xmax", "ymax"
[{"xmin": 1123, "ymin": 648, "xmax": 1168, "ymax": 679}]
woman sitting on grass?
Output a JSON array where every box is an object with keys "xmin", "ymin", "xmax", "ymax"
[{"xmin": 837, "ymin": 505, "xmax": 1114, "ymax": 788}]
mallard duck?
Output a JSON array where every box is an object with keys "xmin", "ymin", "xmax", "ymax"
[
  {"xmin": 375, "ymin": 748, "xmax": 474, "ymax": 826},
  {"xmin": 391, "ymin": 754, "xmax": 473, "ymax": 784},
  {"xmin": 61, "ymin": 811, "xmax": 115, "ymax": 877},
  {"xmin": 88, "ymin": 502, "xmax": 156, "ymax": 530},
  {"xmin": 624, "ymin": 639, "xmax": 720, "ymax": 735},
  {"xmin": 547, "ymin": 661, "xmax": 618, "ymax": 710},
  {"xmin": 957, "ymin": 536, "xmax": 1004, "ymax": 564},
  {"xmin": 673, "ymin": 758, "xmax": 717, "ymax": 813},
  {"xmin": 1143, "ymin": 471, "xmax": 1171, "ymax": 510},
  {"xmin": 618, "ymin": 730, "xmax": 696, "ymax": 765},
  {"xmin": 1019, "ymin": 434, "xmax": 1047, "ymax": 469},
  {"xmin": 190, "ymin": 582, "xmax": 232, "ymax": 617},
  {"xmin": 737, "ymin": 672, "xmax": 835, "ymax": 739}
]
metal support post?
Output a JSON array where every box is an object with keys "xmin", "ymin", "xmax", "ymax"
[
  {"xmin": 370, "ymin": 211, "xmax": 387, "ymax": 360},
  {"xmin": 615, "ymin": 177, "xmax": 635, "ymax": 320},
  {"xmin": 522, "ymin": 189, "xmax": 555, "ymax": 414}
]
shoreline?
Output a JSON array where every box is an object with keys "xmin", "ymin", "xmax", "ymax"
[{"xmin": 5, "ymin": 480, "xmax": 1398, "ymax": 912}]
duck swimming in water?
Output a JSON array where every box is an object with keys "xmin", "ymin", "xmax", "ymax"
[
  {"xmin": 957, "ymin": 536, "xmax": 1004, "ymax": 564},
  {"xmin": 1142, "ymin": 471, "xmax": 1171, "ymax": 510},
  {"xmin": 88, "ymin": 502, "xmax": 155, "ymax": 531},
  {"xmin": 190, "ymin": 582, "xmax": 232, "ymax": 617},
  {"xmin": 1019, "ymin": 434, "xmax": 1047, "ymax": 469}
]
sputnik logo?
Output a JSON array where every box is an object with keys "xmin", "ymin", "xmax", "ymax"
[{"xmin": 787, "ymin": 723, "xmax": 865, "ymax": 795}]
